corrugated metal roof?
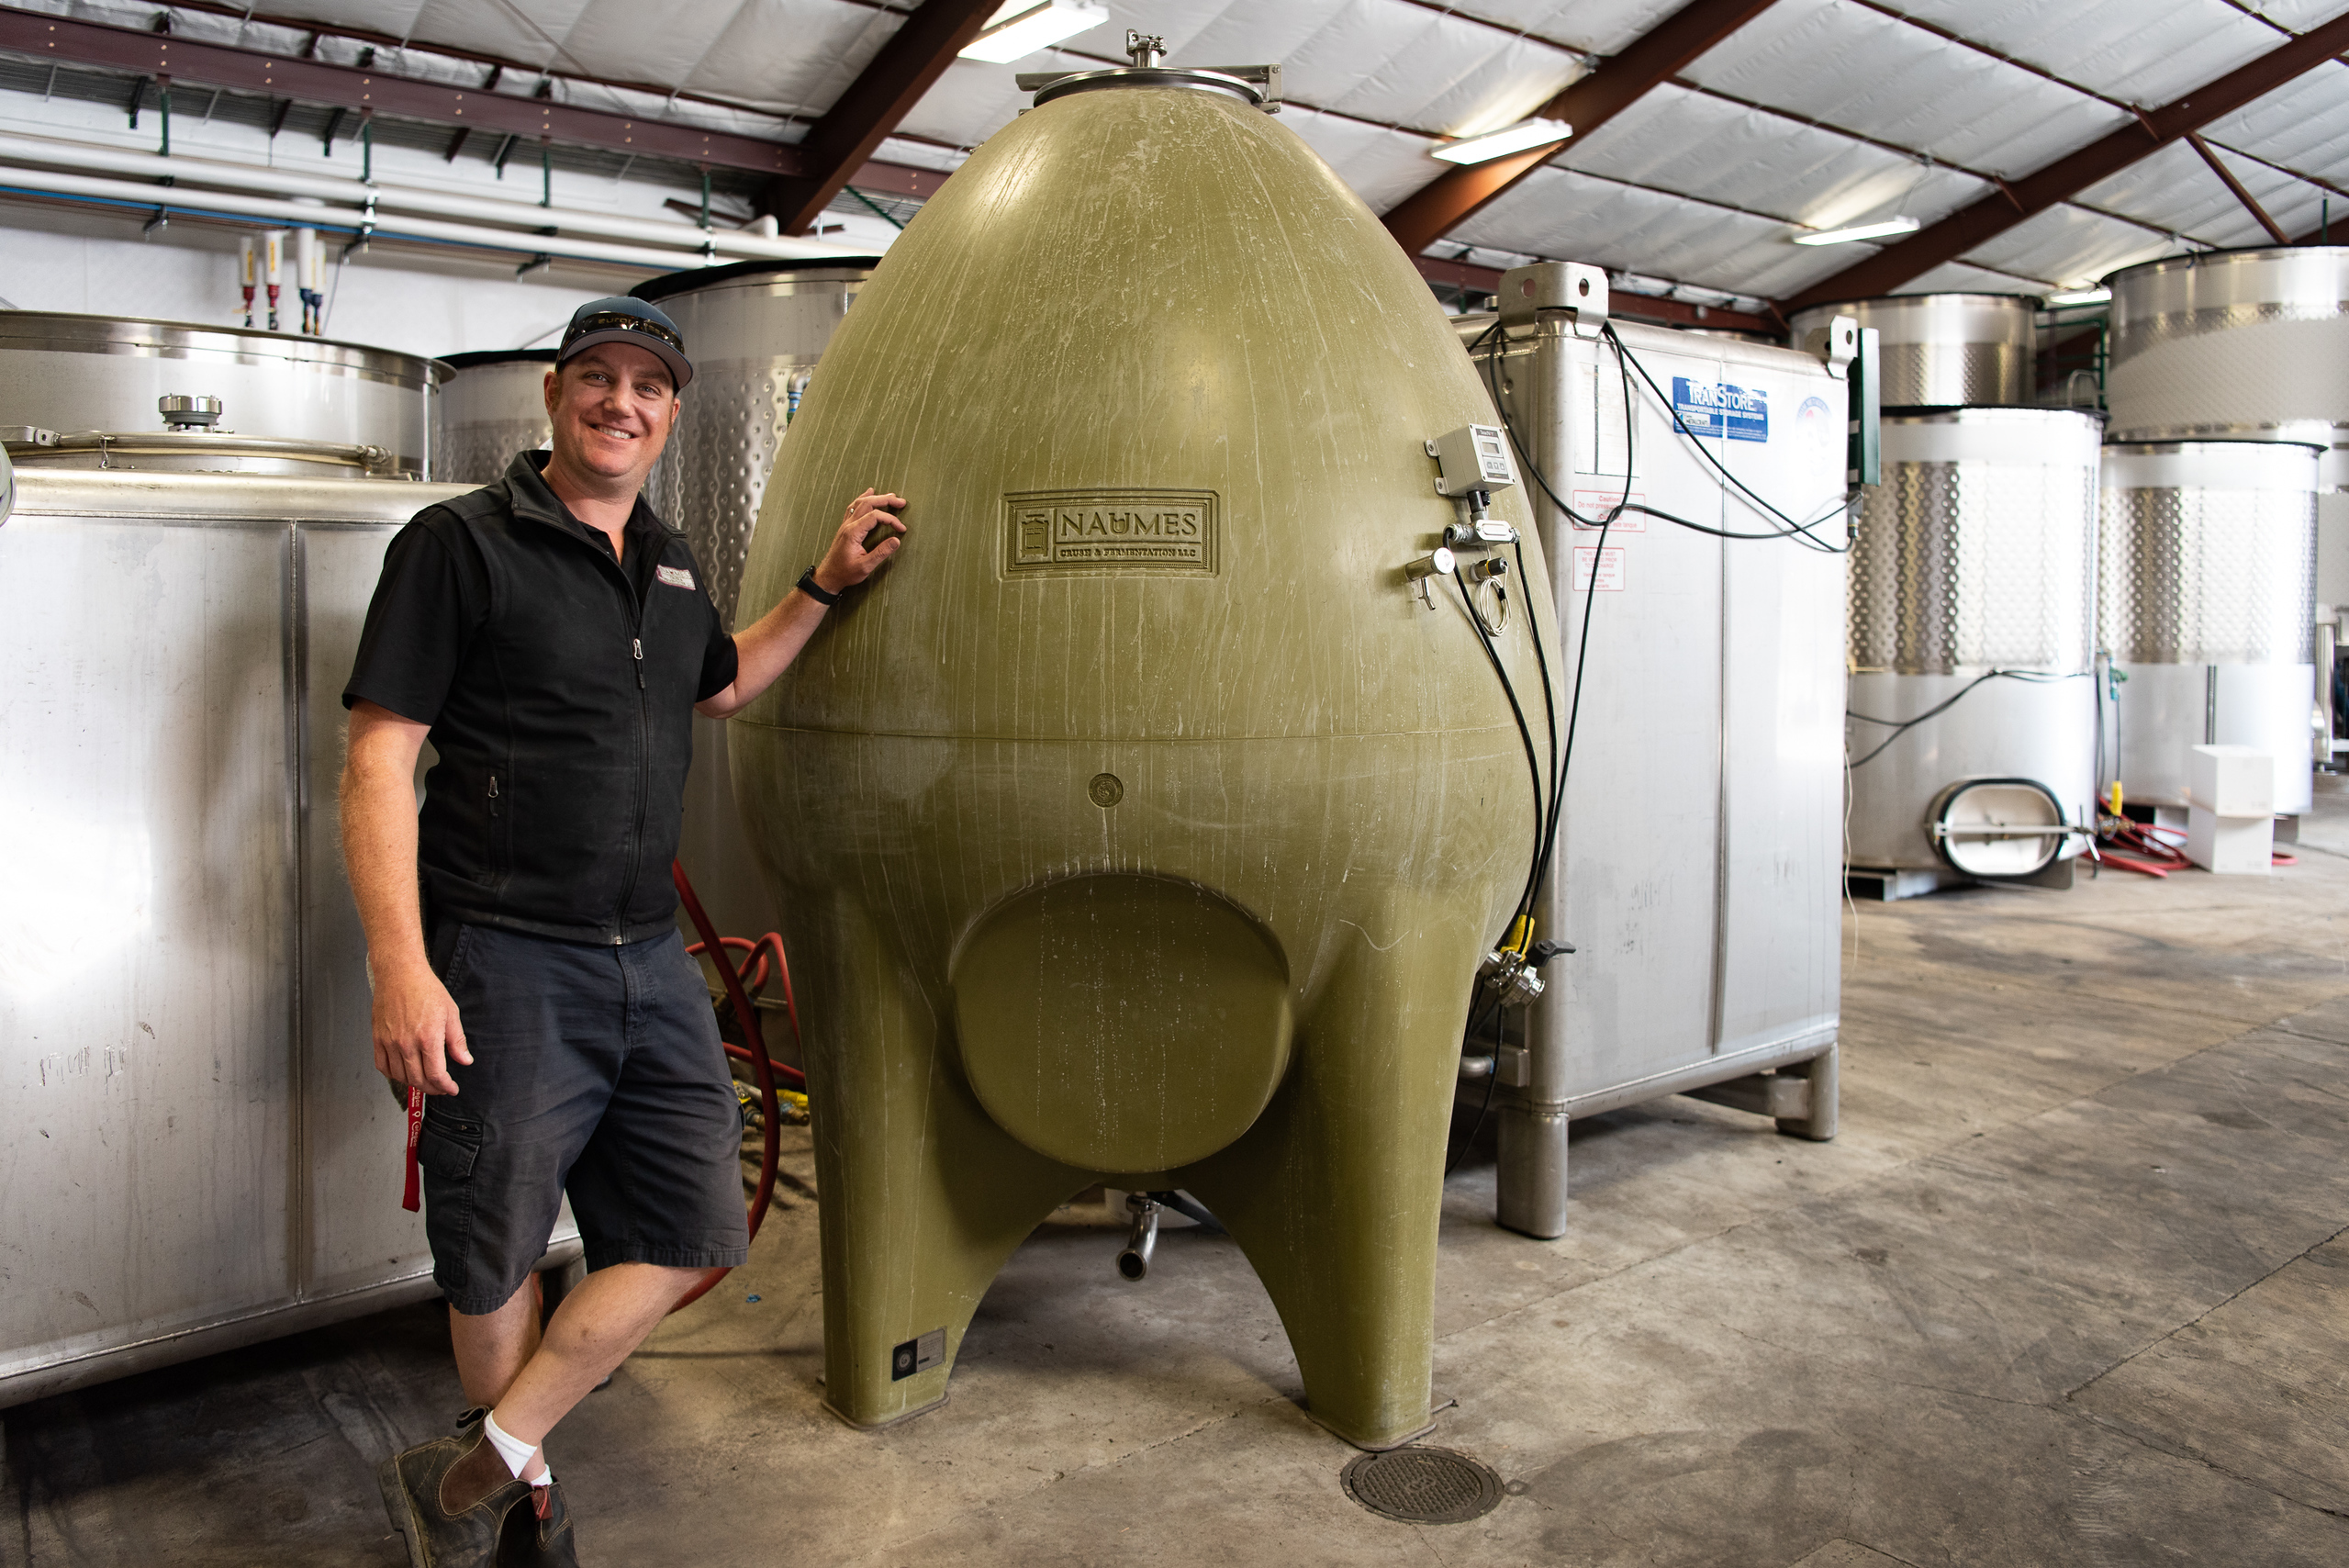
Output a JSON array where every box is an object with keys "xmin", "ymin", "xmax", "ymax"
[{"xmin": 42, "ymin": 0, "xmax": 2349, "ymax": 302}]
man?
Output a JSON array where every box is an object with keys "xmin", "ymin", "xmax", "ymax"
[{"xmin": 342, "ymin": 296, "xmax": 902, "ymax": 1565}]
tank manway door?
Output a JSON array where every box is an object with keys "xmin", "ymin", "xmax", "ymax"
[{"xmin": 1930, "ymin": 778, "xmax": 2075, "ymax": 879}]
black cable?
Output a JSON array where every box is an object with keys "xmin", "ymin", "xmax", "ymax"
[
  {"xmin": 1612, "ymin": 499, "xmax": 1848, "ymax": 543},
  {"xmin": 1453, "ymin": 566, "xmax": 1549, "ymax": 898},
  {"xmin": 2113, "ymin": 661, "xmax": 2123, "ymax": 808},
  {"xmin": 1468, "ymin": 316, "xmax": 1638, "ymax": 922},
  {"xmin": 1445, "ymin": 993, "xmax": 1508, "ymax": 1176},
  {"xmin": 1601, "ymin": 325, "xmax": 1855, "ymax": 554},
  {"xmin": 1515, "ymin": 538, "xmax": 1560, "ymax": 897},
  {"xmin": 1545, "ymin": 510, "xmax": 1609, "ymax": 900},
  {"xmin": 1846, "ymin": 669, "xmax": 2091, "ymax": 769},
  {"xmin": 2093, "ymin": 653, "xmax": 2108, "ymax": 813},
  {"xmin": 1473, "ymin": 316, "xmax": 1852, "ymax": 552},
  {"xmin": 1444, "ymin": 321, "xmax": 1636, "ymax": 1159},
  {"xmin": 1471, "ymin": 319, "xmax": 1628, "ymax": 536}
]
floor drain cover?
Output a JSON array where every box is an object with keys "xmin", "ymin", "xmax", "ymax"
[{"xmin": 1339, "ymin": 1446, "xmax": 1504, "ymax": 1524}]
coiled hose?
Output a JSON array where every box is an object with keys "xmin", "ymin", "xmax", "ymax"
[{"xmin": 666, "ymin": 860, "xmax": 804, "ymax": 1315}]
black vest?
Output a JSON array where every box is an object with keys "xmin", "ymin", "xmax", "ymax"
[{"xmin": 409, "ymin": 453, "xmax": 723, "ymax": 944}]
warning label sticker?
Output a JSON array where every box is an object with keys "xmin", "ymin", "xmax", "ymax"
[
  {"xmin": 890, "ymin": 1327, "xmax": 946, "ymax": 1380},
  {"xmin": 1572, "ymin": 546, "xmax": 1626, "ymax": 592},
  {"xmin": 1569, "ymin": 489, "xmax": 1647, "ymax": 531},
  {"xmin": 1672, "ymin": 377, "xmax": 1769, "ymax": 442}
]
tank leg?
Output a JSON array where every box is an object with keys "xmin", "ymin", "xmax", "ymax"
[
  {"xmin": 800, "ymin": 897, "xmax": 1087, "ymax": 1428},
  {"xmin": 1494, "ymin": 1102, "xmax": 1569, "ymax": 1238},
  {"xmin": 1775, "ymin": 1045, "xmax": 1840, "ymax": 1142},
  {"xmin": 1180, "ymin": 911, "xmax": 1482, "ymax": 1450}
]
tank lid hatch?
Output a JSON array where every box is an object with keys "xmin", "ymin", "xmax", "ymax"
[
  {"xmin": 1018, "ymin": 30, "xmax": 1279, "ymax": 110},
  {"xmin": 437, "ymin": 349, "xmax": 558, "ymax": 369},
  {"xmin": 630, "ymin": 255, "xmax": 884, "ymax": 304}
]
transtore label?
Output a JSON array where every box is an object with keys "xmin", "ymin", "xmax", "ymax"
[{"xmin": 1671, "ymin": 377, "xmax": 1769, "ymax": 442}]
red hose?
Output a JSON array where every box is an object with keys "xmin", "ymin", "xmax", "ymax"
[
  {"xmin": 666, "ymin": 862, "xmax": 798, "ymax": 1315},
  {"xmin": 2097, "ymin": 815, "xmax": 2190, "ymax": 879}
]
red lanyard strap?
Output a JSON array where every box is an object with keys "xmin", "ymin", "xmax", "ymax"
[{"xmin": 402, "ymin": 1083, "xmax": 424, "ymax": 1212}]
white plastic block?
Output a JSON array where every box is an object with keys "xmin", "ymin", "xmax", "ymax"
[
  {"xmin": 2187, "ymin": 744, "xmax": 2275, "ymax": 817},
  {"xmin": 2187, "ymin": 803, "xmax": 2273, "ymax": 874}
]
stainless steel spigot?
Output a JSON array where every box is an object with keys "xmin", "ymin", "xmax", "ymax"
[
  {"xmin": 1116, "ymin": 1192, "xmax": 1160, "ymax": 1281},
  {"xmin": 1404, "ymin": 545, "xmax": 1456, "ymax": 609}
]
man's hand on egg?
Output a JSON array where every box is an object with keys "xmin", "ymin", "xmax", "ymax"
[
  {"xmin": 697, "ymin": 487, "xmax": 910, "ymax": 718},
  {"xmin": 813, "ymin": 488, "xmax": 907, "ymax": 594}
]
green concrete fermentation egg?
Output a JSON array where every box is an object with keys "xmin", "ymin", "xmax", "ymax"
[{"xmin": 732, "ymin": 69, "xmax": 1557, "ymax": 1450}]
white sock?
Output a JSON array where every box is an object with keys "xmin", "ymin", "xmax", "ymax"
[{"xmin": 482, "ymin": 1409, "xmax": 553, "ymax": 1486}]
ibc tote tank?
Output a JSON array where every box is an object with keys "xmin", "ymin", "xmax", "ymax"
[{"xmin": 728, "ymin": 49, "xmax": 1554, "ymax": 1449}]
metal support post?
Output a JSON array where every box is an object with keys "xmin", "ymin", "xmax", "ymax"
[
  {"xmin": 1775, "ymin": 1047, "xmax": 1838, "ymax": 1141},
  {"xmin": 1494, "ymin": 1103, "xmax": 1570, "ymax": 1238}
]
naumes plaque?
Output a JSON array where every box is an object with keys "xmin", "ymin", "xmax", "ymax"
[{"xmin": 1003, "ymin": 489, "xmax": 1220, "ymax": 576}]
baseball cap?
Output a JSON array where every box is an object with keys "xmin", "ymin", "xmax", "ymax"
[{"xmin": 556, "ymin": 297, "xmax": 693, "ymax": 391}]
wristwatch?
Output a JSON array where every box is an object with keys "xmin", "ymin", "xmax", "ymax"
[{"xmin": 795, "ymin": 566, "xmax": 841, "ymax": 607}]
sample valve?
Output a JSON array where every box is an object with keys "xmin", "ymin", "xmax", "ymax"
[
  {"xmin": 263, "ymin": 230, "xmax": 284, "ymax": 332},
  {"xmin": 295, "ymin": 228, "xmax": 322, "ymax": 336},
  {"xmin": 238, "ymin": 235, "xmax": 256, "ymax": 329},
  {"xmin": 1404, "ymin": 544, "xmax": 1456, "ymax": 610}
]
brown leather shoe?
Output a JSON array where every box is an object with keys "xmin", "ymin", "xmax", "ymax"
[
  {"xmin": 378, "ymin": 1409, "xmax": 533, "ymax": 1568},
  {"xmin": 498, "ymin": 1476, "xmax": 579, "ymax": 1566}
]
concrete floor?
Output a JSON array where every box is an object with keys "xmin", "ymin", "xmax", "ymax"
[{"xmin": 8, "ymin": 792, "xmax": 2347, "ymax": 1566}]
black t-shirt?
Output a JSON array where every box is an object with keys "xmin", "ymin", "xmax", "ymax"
[{"xmin": 344, "ymin": 450, "xmax": 739, "ymax": 944}]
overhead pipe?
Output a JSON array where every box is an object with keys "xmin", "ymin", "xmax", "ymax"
[
  {"xmin": 0, "ymin": 162, "xmax": 835, "ymax": 274},
  {"xmin": 0, "ymin": 130, "xmax": 869, "ymax": 263}
]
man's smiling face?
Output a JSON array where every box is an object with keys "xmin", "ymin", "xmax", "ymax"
[{"xmin": 544, "ymin": 341, "xmax": 680, "ymax": 489}]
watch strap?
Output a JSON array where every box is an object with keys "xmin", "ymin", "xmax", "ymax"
[{"xmin": 796, "ymin": 566, "xmax": 841, "ymax": 607}]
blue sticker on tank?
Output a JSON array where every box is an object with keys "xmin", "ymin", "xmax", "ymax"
[{"xmin": 1672, "ymin": 377, "xmax": 1768, "ymax": 442}]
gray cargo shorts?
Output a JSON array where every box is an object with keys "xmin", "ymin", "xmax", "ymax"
[{"xmin": 418, "ymin": 920, "xmax": 750, "ymax": 1316}]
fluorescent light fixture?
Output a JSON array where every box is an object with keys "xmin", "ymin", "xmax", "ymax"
[
  {"xmin": 1430, "ymin": 118, "xmax": 1572, "ymax": 165},
  {"xmin": 2046, "ymin": 286, "xmax": 2110, "ymax": 306},
  {"xmin": 1793, "ymin": 216, "xmax": 1922, "ymax": 247},
  {"xmin": 959, "ymin": 1, "xmax": 1109, "ymax": 63}
]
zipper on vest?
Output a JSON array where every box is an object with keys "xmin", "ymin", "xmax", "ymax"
[{"xmin": 610, "ymin": 589, "xmax": 652, "ymax": 941}]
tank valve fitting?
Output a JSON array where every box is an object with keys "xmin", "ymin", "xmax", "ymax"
[
  {"xmin": 1445, "ymin": 513, "xmax": 1519, "ymax": 551},
  {"xmin": 159, "ymin": 394, "xmax": 223, "ymax": 431},
  {"xmin": 1480, "ymin": 946, "xmax": 1546, "ymax": 1004},
  {"xmin": 1404, "ymin": 545, "xmax": 1456, "ymax": 609},
  {"xmin": 1443, "ymin": 487, "xmax": 1520, "ymax": 552},
  {"xmin": 1116, "ymin": 1193, "xmax": 1160, "ymax": 1281}
]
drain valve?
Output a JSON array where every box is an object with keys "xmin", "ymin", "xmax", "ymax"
[{"xmin": 1116, "ymin": 1192, "xmax": 1159, "ymax": 1281}]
